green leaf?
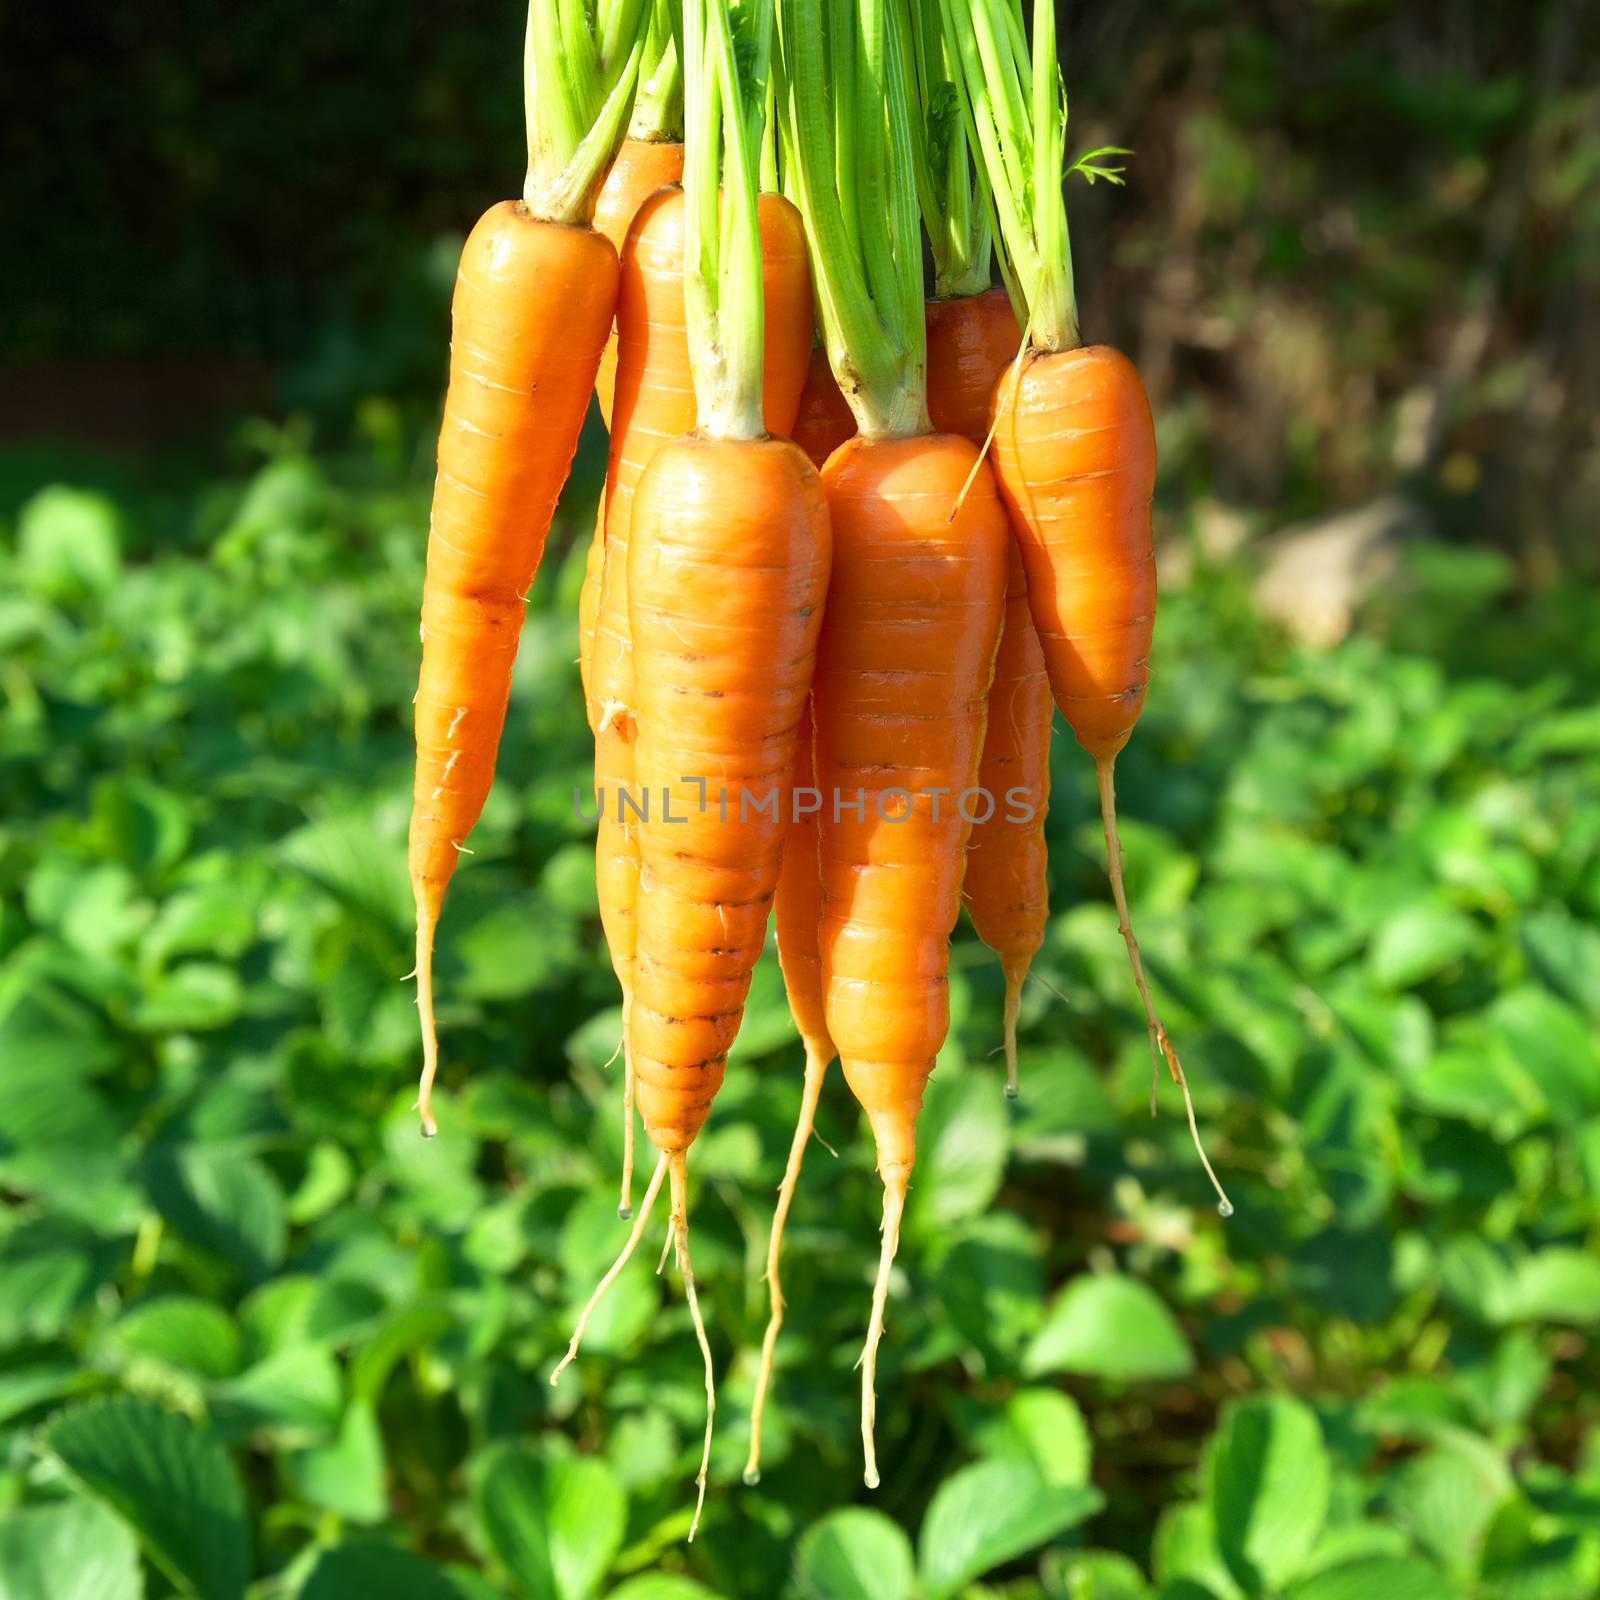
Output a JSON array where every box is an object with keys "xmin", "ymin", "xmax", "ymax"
[
  {"xmin": 1152, "ymin": 1502, "xmax": 1241, "ymax": 1599},
  {"xmin": 1510, "ymin": 1249, "xmax": 1600, "ymax": 1325},
  {"xmin": 42, "ymin": 1396, "xmax": 250, "ymax": 1600},
  {"xmin": 1487, "ymin": 989, "xmax": 1600, "ymax": 1118},
  {"xmin": 301, "ymin": 1543, "xmax": 465, "ymax": 1600},
  {"xmin": 17, "ymin": 486, "xmax": 122, "ymax": 600},
  {"xmin": 1439, "ymin": 1237, "xmax": 1520, "ymax": 1325},
  {"xmin": 106, "ymin": 1296, "xmax": 243, "ymax": 1381},
  {"xmin": 606, "ymin": 1581, "xmax": 719, "ymax": 1600},
  {"xmin": 350, "ymin": 1302, "xmax": 453, "ymax": 1405},
  {"xmin": 1478, "ymin": 1493, "xmax": 1600, "ymax": 1600},
  {"xmin": 284, "ymin": 1399, "xmax": 387, "ymax": 1522},
  {"xmin": 0, "ymin": 1494, "xmax": 142, "ymax": 1600},
  {"xmin": 1043, "ymin": 1548, "xmax": 1150, "ymax": 1599},
  {"xmin": 216, "ymin": 1345, "xmax": 344, "ymax": 1437},
  {"xmin": 1025, "ymin": 1274, "xmax": 1194, "ymax": 1382},
  {"xmin": 1368, "ymin": 905, "xmax": 1479, "ymax": 988},
  {"xmin": 1385, "ymin": 1439, "xmax": 1510, "ymax": 1576},
  {"xmin": 1523, "ymin": 911, "xmax": 1600, "ymax": 1016},
  {"xmin": 1283, "ymin": 1557, "xmax": 1456, "ymax": 1600},
  {"xmin": 793, "ymin": 1507, "xmax": 915, "ymax": 1600},
  {"xmin": 917, "ymin": 1458, "xmax": 1102, "ymax": 1600},
  {"xmin": 474, "ymin": 1447, "xmax": 626, "ymax": 1600},
  {"xmin": 970, "ymin": 1387, "xmax": 1092, "ymax": 1488},
  {"xmin": 1206, "ymin": 1396, "xmax": 1330, "ymax": 1594},
  {"xmin": 906, "ymin": 1063, "xmax": 1009, "ymax": 1232},
  {"xmin": 143, "ymin": 1146, "xmax": 285, "ymax": 1280},
  {"xmin": 130, "ymin": 963, "xmax": 244, "ymax": 1032}
]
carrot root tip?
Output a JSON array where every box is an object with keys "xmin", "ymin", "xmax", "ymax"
[{"xmin": 549, "ymin": 1154, "xmax": 668, "ymax": 1386}]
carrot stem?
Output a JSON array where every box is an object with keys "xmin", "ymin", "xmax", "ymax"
[
  {"xmin": 629, "ymin": 0, "xmax": 684, "ymax": 140},
  {"xmin": 778, "ymin": 0, "xmax": 927, "ymax": 436},
  {"xmin": 940, "ymin": 0, "xmax": 1079, "ymax": 349},
  {"xmin": 523, "ymin": 0, "xmax": 652, "ymax": 223},
  {"xmin": 744, "ymin": 1044, "xmax": 830, "ymax": 1485},
  {"xmin": 1095, "ymin": 757, "xmax": 1233, "ymax": 1217}
]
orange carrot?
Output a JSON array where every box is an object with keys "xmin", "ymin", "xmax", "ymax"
[
  {"xmin": 593, "ymin": 138, "xmax": 687, "ymax": 428},
  {"xmin": 926, "ymin": 286, "xmax": 1051, "ymax": 1097},
  {"xmin": 751, "ymin": 0, "xmax": 1011, "ymax": 1487},
  {"xmin": 951, "ymin": 0, "xmax": 1230, "ymax": 1210},
  {"xmin": 411, "ymin": 9, "xmax": 646, "ymax": 1135},
  {"xmin": 789, "ymin": 343, "xmax": 856, "ymax": 467},
  {"xmin": 557, "ymin": 3, "xmax": 827, "ymax": 1535},
  {"xmin": 964, "ymin": 537, "xmax": 1051, "ymax": 1096},
  {"xmin": 590, "ymin": 184, "xmax": 813, "ymax": 1218},
  {"xmin": 815, "ymin": 435, "xmax": 1007, "ymax": 1485},
  {"xmin": 925, "ymin": 286, "xmax": 1022, "ymax": 441}
]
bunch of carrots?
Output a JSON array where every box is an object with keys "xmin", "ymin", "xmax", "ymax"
[{"xmin": 405, "ymin": 0, "xmax": 1229, "ymax": 1532}]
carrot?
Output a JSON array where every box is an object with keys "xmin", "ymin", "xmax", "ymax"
[
  {"xmin": 906, "ymin": 0, "xmax": 1054, "ymax": 1096},
  {"xmin": 581, "ymin": 135, "xmax": 684, "ymax": 706},
  {"xmin": 817, "ymin": 434, "xmax": 1006, "ymax": 1485},
  {"xmin": 592, "ymin": 8, "xmax": 687, "ymax": 429},
  {"xmin": 594, "ymin": 144, "xmax": 686, "ymax": 426},
  {"xmin": 757, "ymin": 0, "xmax": 1007, "ymax": 1487},
  {"xmin": 588, "ymin": 181, "xmax": 813, "ymax": 1218},
  {"xmin": 926, "ymin": 288, "xmax": 1051, "ymax": 1097},
  {"xmin": 948, "ymin": 0, "xmax": 1230, "ymax": 1211},
  {"xmin": 410, "ymin": 5, "xmax": 647, "ymax": 1137},
  {"xmin": 926, "ymin": 286, "xmax": 1021, "ymax": 440},
  {"xmin": 556, "ymin": 0, "xmax": 828, "ymax": 1537},
  {"xmin": 580, "ymin": 4, "xmax": 686, "ymax": 698},
  {"xmin": 965, "ymin": 534, "xmax": 1052, "ymax": 1088},
  {"xmin": 789, "ymin": 342, "xmax": 856, "ymax": 467}
]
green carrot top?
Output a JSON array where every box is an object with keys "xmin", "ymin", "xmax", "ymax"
[
  {"xmin": 522, "ymin": 0, "xmax": 651, "ymax": 223},
  {"xmin": 779, "ymin": 0, "xmax": 929, "ymax": 438},
  {"xmin": 681, "ymin": 0, "xmax": 774, "ymax": 439},
  {"xmin": 630, "ymin": 0, "xmax": 685, "ymax": 141},
  {"xmin": 940, "ymin": 0, "xmax": 1075, "ymax": 348}
]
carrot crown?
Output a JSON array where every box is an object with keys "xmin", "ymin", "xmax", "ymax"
[
  {"xmin": 900, "ymin": 0, "xmax": 992, "ymax": 300},
  {"xmin": 522, "ymin": 0, "xmax": 651, "ymax": 223},
  {"xmin": 682, "ymin": 0, "xmax": 774, "ymax": 439},
  {"xmin": 630, "ymin": 0, "xmax": 685, "ymax": 141},
  {"xmin": 940, "ymin": 0, "xmax": 1077, "ymax": 349},
  {"xmin": 779, "ymin": 0, "xmax": 929, "ymax": 438}
]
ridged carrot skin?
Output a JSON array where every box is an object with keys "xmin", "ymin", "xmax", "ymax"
[
  {"xmin": 927, "ymin": 288, "xmax": 1051, "ymax": 1095},
  {"xmin": 964, "ymin": 538, "xmax": 1051, "ymax": 1086},
  {"xmin": 773, "ymin": 699, "xmax": 833, "ymax": 1071},
  {"xmin": 410, "ymin": 202, "xmax": 618, "ymax": 1135},
  {"xmin": 789, "ymin": 344, "xmax": 856, "ymax": 468},
  {"xmin": 989, "ymin": 345, "xmax": 1156, "ymax": 762},
  {"xmin": 628, "ymin": 436, "xmax": 831, "ymax": 1153},
  {"xmin": 588, "ymin": 187, "xmax": 813, "ymax": 1205},
  {"xmin": 925, "ymin": 287, "xmax": 1022, "ymax": 441},
  {"xmin": 580, "ymin": 187, "xmax": 814, "ymax": 701},
  {"xmin": 592, "ymin": 138, "xmax": 687, "ymax": 429},
  {"xmin": 814, "ymin": 433, "xmax": 1008, "ymax": 1187},
  {"xmin": 988, "ymin": 343, "xmax": 1234, "ymax": 1216}
]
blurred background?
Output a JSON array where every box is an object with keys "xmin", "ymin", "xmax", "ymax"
[{"xmin": 3, "ymin": 3, "xmax": 1600, "ymax": 1598}]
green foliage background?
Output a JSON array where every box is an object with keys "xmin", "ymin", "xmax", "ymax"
[{"xmin": 4, "ymin": 2, "xmax": 1600, "ymax": 1597}]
